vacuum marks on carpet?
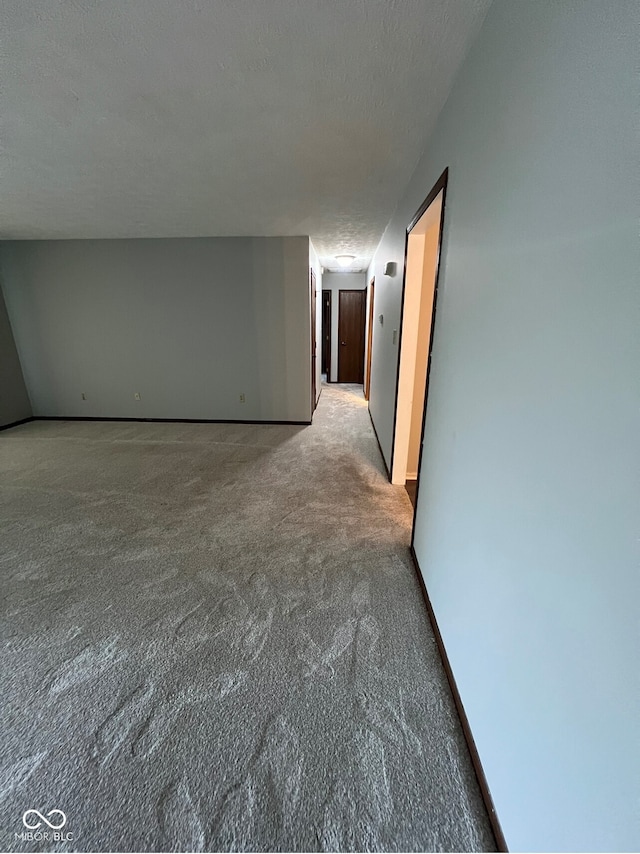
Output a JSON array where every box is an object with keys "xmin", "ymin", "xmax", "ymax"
[{"xmin": 0, "ymin": 385, "xmax": 495, "ymax": 852}]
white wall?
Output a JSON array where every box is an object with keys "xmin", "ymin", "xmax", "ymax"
[
  {"xmin": 322, "ymin": 272, "xmax": 366, "ymax": 383},
  {"xmin": 0, "ymin": 281, "xmax": 31, "ymax": 427},
  {"xmin": 1, "ymin": 237, "xmax": 311, "ymax": 422},
  {"xmin": 367, "ymin": 1, "xmax": 639, "ymax": 851}
]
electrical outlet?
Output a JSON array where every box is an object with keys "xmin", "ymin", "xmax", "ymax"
[
  {"xmin": 134, "ymin": 392, "xmax": 141, "ymax": 400},
  {"xmin": 81, "ymin": 393, "xmax": 87, "ymax": 400},
  {"xmin": 239, "ymin": 393, "xmax": 245, "ymax": 403}
]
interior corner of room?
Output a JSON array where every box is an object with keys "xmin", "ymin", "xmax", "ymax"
[{"xmin": 0, "ymin": 236, "xmax": 315, "ymax": 426}]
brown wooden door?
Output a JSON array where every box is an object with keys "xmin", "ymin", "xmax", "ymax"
[
  {"xmin": 338, "ymin": 289, "xmax": 366, "ymax": 383},
  {"xmin": 311, "ymin": 269, "xmax": 317, "ymax": 411},
  {"xmin": 322, "ymin": 289, "xmax": 332, "ymax": 378}
]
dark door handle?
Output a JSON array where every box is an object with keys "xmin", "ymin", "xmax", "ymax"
[{"xmin": 341, "ymin": 341, "xmax": 346, "ymax": 345}]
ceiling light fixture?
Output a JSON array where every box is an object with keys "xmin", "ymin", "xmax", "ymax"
[{"xmin": 335, "ymin": 254, "xmax": 356, "ymax": 268}]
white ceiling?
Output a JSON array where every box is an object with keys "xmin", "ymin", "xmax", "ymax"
[{"xmin": 0, "ymin": 0, "xmax": 491, "ymax": 270}]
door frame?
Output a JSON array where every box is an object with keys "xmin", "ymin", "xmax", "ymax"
[
  {"xmin": 389, "ymin": 168, "xmax": 449, "ymax": 502},
  {"xmin": 364, "ymin": 278, "xmax": 375, "ymax": 400},
  {"xmin": 322, "ymin": 289, "xmax": 332, "ymax": 382},
  {"xmin": 311, "ymin": 268, "xmax": 317, "ymax": 413},
  {"xmin": 337, "ymin": 288, "xmax": 367, "ymax": 383}
]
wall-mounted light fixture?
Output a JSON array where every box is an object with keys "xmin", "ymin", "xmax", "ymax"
[
  {"xmin": 384, "ymin": 261, "xmax": 396, "ymax": 277},
  {"xmin": 335, "ymin": 254, "xmax": 356, "ymax": 269}
]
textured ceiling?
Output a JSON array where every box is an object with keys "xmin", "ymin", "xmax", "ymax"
[{"xmin": 0, "ymin": 0, "xmax": 491, "ymax": 269}]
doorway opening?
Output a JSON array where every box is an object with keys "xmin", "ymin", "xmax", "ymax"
[
  {"xmin": 390, "ymin": 169, "xmax": 448, "ymax": 507},
  {"xmin": 364, "ymin": 278, "xmax": 375, "ymax": 400},
  {"xmin": 338, "ymin": 289, "xmax": 366, "ymax": 384},
  {"xmin": 321, "ymin": 289, "xmax": 332, "ymax": 382},
  {"xmin": 310, "ymin": 268, "xmax": 317, "ymax": 413}
]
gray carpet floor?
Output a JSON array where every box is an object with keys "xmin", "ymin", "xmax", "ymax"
[{"xmin": 0, "ymin": 384, "xmax": 495, "ymax": 852}]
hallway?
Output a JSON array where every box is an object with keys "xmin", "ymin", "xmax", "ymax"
[{"xmin": 1, "ymin": 384, "xmax": 494, "ymax": 851}]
